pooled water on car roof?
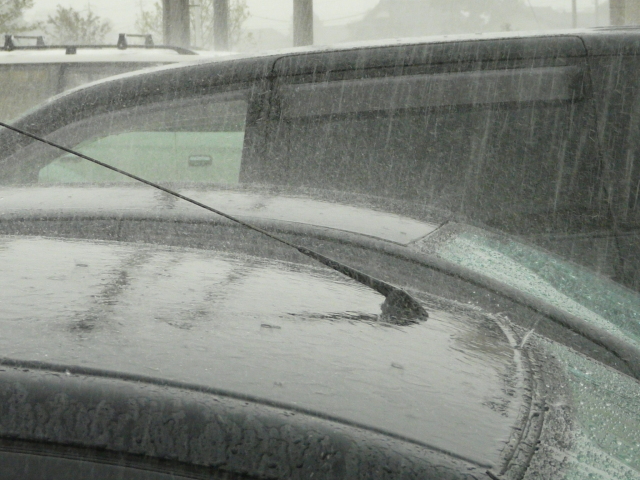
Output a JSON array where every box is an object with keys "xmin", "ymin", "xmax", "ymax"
[{"xmin": 0, "ymin": 235, "xmax": 523, "ymax": 467}]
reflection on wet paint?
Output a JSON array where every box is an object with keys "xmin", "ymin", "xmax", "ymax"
[{"xmin": 0, "ymin": 235, "xmax": 522, "ymax": 466}]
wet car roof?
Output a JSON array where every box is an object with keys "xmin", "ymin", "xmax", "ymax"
[{"xmin": 0, "ymin": 235, "xmax": 522, "ymax": 467}]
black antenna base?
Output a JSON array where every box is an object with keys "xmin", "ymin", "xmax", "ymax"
[{"xmin": 381, "ymin": 289, "xmax": 428, "ymax": 325}]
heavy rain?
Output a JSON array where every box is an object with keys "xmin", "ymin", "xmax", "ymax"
[{"xmin": 0, "ymin": 0, "xmax": 639, "ymax": 478}]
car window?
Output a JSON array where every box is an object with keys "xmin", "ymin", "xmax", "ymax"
[
  {"xmin": 263, "ymin": 61, "xmax": 601, "ymax": 237},
  {"xmin": 280, "ymin": 66, "xmax": 582, "ymax": 116},
  {"xmin": 583, "ymin": 54, "xmax": 640, "ymax": 292},
  {"xmin": 589, "ymin": 54, "xmax": 640, "ymax": 225},
  {"xmin": 541, "ymin": 339, "xmax": 640, "ymax": 478},
  {"xmin": 258, "ymin": 58, "xmax": 640, "ymax": 294},
  {"xmin": 0, "ymin": 64, "xmax": 60, "ymax": 122},
  {"xmin": 421, "ymin": 224, "xmax": 640, "ymax": 347},
  {"xmin": 35, "ymin": 90, "xmax": 248, "ymax": 185}
]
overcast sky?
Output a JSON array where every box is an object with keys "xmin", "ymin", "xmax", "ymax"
[{"xmin": 24, "ymin": 0, "xmax": 606, "ymax": 38}]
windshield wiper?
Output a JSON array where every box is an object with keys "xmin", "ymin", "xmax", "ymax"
[{"xmin": 0, "ymin": 120, "xmax": 427, "ymax": 325}]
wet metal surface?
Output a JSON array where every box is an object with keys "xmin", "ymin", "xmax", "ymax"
[{"xmin": 0, "ymin": 235, "xmax": 522, "ymax": 467}]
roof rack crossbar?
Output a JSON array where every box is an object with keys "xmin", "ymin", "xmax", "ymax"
[
  {"xmin": 3, "ymin": 35, "xmax": 45, "ymax": 51},
  {"xmin": 2, "ymin": 40, "xmax": 196, "ymax": 55},
  {"xmin": 117, "ymin": 33, "xmax": 155, "ymax": 49}
]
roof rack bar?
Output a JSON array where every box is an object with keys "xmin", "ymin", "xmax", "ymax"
[
  {"xmin": 117, "ymin": 33, "xmax": 155, "ymax": 50},
  {"xmin": 3, "ymin": 35, "xmax": 12, "ymax": 51},
  {"xmin": 2, "ymin": 43, "xmax": 196, "ymax": 55},
  {"xmin": 3, "ymin": 35, "xmax": 46, "ymax": 51}
]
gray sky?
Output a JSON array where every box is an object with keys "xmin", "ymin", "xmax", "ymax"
[{"xmin": 24, "ymin": 0, "xmax": 606, "ymax": 38}]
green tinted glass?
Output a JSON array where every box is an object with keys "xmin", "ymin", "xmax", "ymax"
[
  {"xmin": 37, "ymin": 93, "xmax": 248, "ymax": 185},
  {"xmin": 542, "ymin": 340, "xmax": 640, "ymax": 479},
  {"xmin": 39, "ymin": 131, "xmax": 244, "ymax": 184},
  {"xmin": 432, "ymin": 227, "xmax": 640, "ymax": 346}
]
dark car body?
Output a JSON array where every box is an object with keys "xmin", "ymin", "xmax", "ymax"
[{"xmin": 0, "ymin": 28, "xmax": 639, "ymax": 479}]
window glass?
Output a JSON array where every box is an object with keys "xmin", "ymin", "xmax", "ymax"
[
  {"xmin": 282, "ymin": 67, "xmax": 583, "ymax": 117},
  {"xmin": 267, "ymin": 65, "xmax": 601, "ymax": 237},
  {"xmin": 36, "ymin": 91, "xmax": 248, "ymax": 185},
  {"xmin": 586, "ymin": 56, "xmax": 640, "ymax": 291},
  {"xmin": 589, "ymin": 55, "xmax": 640, "ymax": 225},
  {"xmin": 425, "ymin": 225, "xmax": 640, "ymax": 348},
  {"xmin": 0, "ymin": 65, "xmax": 60, "ymax": 122},
  {"xmin": 541, "ymin": 340, "xmax": 640, "ymax": 478}
]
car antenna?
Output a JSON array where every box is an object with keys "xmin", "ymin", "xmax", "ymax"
[{"xmin": 0, "ymin": 120, "xmax": 427, "ymax": 325}]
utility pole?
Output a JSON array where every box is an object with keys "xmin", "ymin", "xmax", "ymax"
[
  {"xmin": 572, "ymin": 0, "xmax": 578, "ymax": 27},
  {"xmin": 293, "ymin": 0, "xmax": 313, "ymax": 47},
  {"xmin": 214, "ymin": 0, "xmax": 229, "ymax": 50},
  {"xmin": 162, "ymin": 0, "xmax": 190, "ymax": 47},
  {"xmin": 191, "ymin": 3, "xmax": 202, "ymax": 48}
]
